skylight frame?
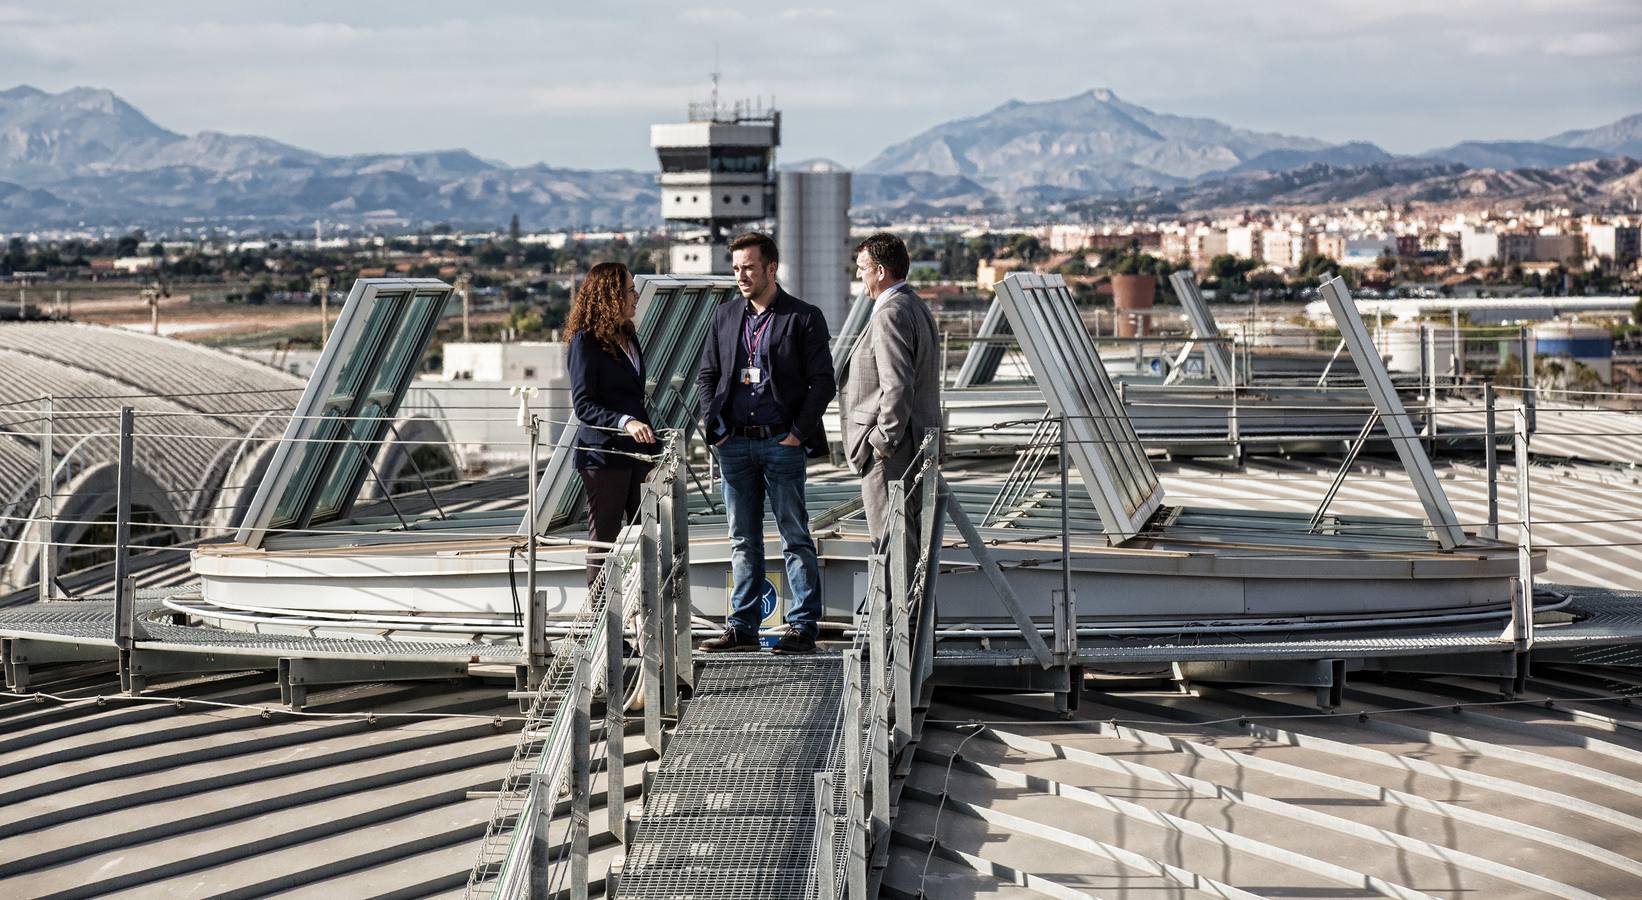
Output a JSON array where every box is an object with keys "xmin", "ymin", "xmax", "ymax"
[
  {"xmin": 1168, "ymin": 269, "xmax": 1236, "ymax": 387},
  {"xmin": 1318, "ymin": 275, "xmax": 1467, "ymax": 549},
  {"xmin": 993, "ymin": 272, "xmax": 1164, "ymax": 541},
  {"xmin": 235, "ymin": 278, "xmax": 453, "ymax": 549}
]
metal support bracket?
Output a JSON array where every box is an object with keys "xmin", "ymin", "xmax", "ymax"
[
  {"xmin": 943, "ymin": 493, "xmax": 1055, "ymax": 669},
  {"xmin": 278, "ymin": 656, "xmax": 467, "ymax": 711},
  {"xmin": 3, "ymin": 637, "xmax": 113, "ymax": 693},
  {"xmin": 1309, "ymin": 411, "xmax": 1380, "ymax": 532},
  {"xmin": 1175, "ymin": 658, "xmax": 1345, "ymax": 709}
]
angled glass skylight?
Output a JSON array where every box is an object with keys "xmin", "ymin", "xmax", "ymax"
[
  {"xmin": 953, "ymin": 299, "xmax": 1013, "ymax": 388},
  {"xmin": 1167, "ymin": 270, "xmax": 1236, "ymax": 387},
  {"xmin": 237, "ymin": 278, "xmax": 453, "ymax": 548},
  {"xmin": 1317, "ymin": 276, "xmax": 1467, "ymax": 549},
  {"xmin": 993, "ymin": 272, "xmax": 1164, "ymax": 541},
  {"xmin": 528, "ymin": 275, "xmax": 740, "ymax": 532},
  {"xmin": 831, "ymin": 287, "xmax": 873, "ymax": 377}
]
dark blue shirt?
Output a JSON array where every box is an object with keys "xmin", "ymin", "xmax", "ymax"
[{"xmin": 727, "ymin": 303, "xmax": 786, "ymax": 427}]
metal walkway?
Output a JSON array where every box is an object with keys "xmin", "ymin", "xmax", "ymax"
[{"xmin": 614, "ymin": 655, "xmax": 845, "ymax": 900}]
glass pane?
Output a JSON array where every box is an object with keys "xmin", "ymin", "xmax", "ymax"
[
  {"xmin": 329, "ymin": 292, "xmax": 406, "ymax": 403},
  {"xmin": 312, "ymin": 400, "xmax": 385, "ymax": 519},
  {"xmin": 367, "ymin": 291, "xmax": 443, "ymax": 397},
  {"xmin": 270, "ymin": 412, "xmax": 343, "ymax": 528}
]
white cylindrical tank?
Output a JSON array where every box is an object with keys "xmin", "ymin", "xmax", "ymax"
[
  {"xmin": 1532, "ymin": 320, "xmax": 1612, "ymax": 384},
  {"xmin": 1379, "ymin": 322, "xmax": 1459, "ymax": 374},
  {"xmin": 777, "ymin": 166, "xmax": 852, "ymax": 331}
]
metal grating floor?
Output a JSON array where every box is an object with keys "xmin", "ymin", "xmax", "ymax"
[
  {"xmin": 935, "ymin": 584, "xmax": 1642, "ymax": 666},
  {"xmin": 616, "ymin": 655, "xmax": 843, "ymax": 900},
  {"xmin": 0, "ymin": 599, "xmax": 525, "ymax": 663}
]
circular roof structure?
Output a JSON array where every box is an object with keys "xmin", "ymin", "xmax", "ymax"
[{"xmin": 0, "ymin": 321, "xmax": 305, "ymax": 592}]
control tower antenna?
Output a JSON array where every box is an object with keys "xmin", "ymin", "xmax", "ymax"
[{"xmin": 709, "ymin": 47, "xmax": 721, "ymax": 120}]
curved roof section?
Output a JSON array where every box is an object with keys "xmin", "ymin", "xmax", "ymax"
[
  {"xmin": 0, "ymin": 322, "xmax": 304, "ymax": 568},
  {"xmin": 0, "ymin": 321, "xmax": 304, "ymax": 419}
]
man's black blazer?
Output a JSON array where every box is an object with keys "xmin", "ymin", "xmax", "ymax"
[
  {"xmin": 567, "ymin": 330, "xmax": 653, "ymax": 470},
  {"xmin": 695, "ymin": 287, "xmax": 836, "ymax": 458}
]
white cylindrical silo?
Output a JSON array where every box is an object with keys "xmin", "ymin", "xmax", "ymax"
[{"xmin": 777, "ymin": 166, "xmax": 852, "ymax": 331}]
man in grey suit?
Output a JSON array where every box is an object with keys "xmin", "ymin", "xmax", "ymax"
[{"xmin": 839, "ymin": 232, "xmax": 942, "ymax": 549}]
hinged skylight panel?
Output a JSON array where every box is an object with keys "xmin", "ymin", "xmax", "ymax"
[
  {"xmin": 1318, "ymin": 276, "xmax": 1467, "ymax": 549},
  {"xmin": 994, "ymin": 272, "xmax": 1163, "ymax": 541},
  {"xmin": 236, "ymin": 278, "xmax": 453, "ymax": 549},
  {"xmin": 953, "ymin": 299, "xmax": 1013, "ymax": 388},
  {"xmin": 1168, "ymin": 270, "xmax": 1236, "ymax": 388}
]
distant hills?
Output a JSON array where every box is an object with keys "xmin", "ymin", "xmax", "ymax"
[
  {"xmin": 0, "ymin": 85, "xmax": 656, "ymax": 230},
  {"xmin": 0, "ymin": 83, "xmax": 1637, "ymax": 230},
  {"xmin": 862, "ymin": 88, "xmax": 1332, "ymax": 192},
  {"xmin": 1113, "ymin": 156, "xmax": 1642, "ymax": 217}
]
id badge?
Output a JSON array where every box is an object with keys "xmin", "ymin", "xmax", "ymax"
[{"xmin": 740, "ymin": 366, "xmax": 763, "ymax": 385}]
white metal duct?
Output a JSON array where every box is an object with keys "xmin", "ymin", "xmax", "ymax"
[
  {"xmin": 1318, "ymin": 276, "xmax": 1467, "ymax": 549},
  {"xmin": 993, "ymin": 272, "xmax": 1164, "ymax": 541},
  {"xmin": 1167, "ymin": 270, "xmax": 1236, "ymax": 388}
]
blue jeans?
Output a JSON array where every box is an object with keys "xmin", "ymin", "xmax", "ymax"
[{"xmin": 718, "ymin": 435, "xmax": 822, "ymax": 638}]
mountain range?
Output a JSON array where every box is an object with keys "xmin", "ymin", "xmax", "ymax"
[{"xmin": 0, "ymin": 84, "xmax": 1638, "ymax": 230}]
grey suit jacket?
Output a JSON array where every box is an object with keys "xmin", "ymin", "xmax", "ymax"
[{"xmin": 838, "ymin": 283, "xmax": 942, "ymax": 474}]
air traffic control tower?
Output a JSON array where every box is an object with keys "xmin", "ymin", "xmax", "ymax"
[{"xmin": 650, "ymin": 95, "xmax": 779, "ymax": 275}]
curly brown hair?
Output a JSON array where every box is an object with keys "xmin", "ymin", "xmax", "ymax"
[{"xmin": 564, "ymin": 261, "xmax": 636, "ymax": 357}]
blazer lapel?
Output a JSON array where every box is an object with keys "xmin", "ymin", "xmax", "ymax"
[
  {"xmin": 767, "ymin": 290, "xmax": 795, "ymax": 362},
  {"xmin": 719, "ymin": 304, "xmax": 738, "ymax": 379}
]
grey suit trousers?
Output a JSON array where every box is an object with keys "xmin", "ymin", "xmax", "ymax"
[{"xmin": 861, "ymin": 440, "xmax": 923, "ymax": 555}]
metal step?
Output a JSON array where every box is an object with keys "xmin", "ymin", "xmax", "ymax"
[{"xmin": 614, "ymin": 655, "xmax": 844, "ymax": 900}]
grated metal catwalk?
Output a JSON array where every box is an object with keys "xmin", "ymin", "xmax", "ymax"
[{"xmin": 615, "ymin": 655, "xmax": 843, "ymax": 900}]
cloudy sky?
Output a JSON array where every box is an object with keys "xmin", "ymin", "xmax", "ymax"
[{"xmin": 3, "ymin": 1, "xmax": 1639, "ymax": 170}]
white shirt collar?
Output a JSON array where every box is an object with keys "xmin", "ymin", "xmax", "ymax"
[{"xmin": 874, "ymin": 281, "xmax": 908, "ymax": 304}]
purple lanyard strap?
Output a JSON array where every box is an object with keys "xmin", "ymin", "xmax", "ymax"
[{"xmin": 743, "ymin": 312, "xmax": 773, "ymax": 368}]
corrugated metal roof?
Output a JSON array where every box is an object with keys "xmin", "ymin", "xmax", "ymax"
[
  {"xmin": 891, "ymin": 668, "xmax": 1642, "ymax": 898},
  {"xmin": 0, "ymin": 662, "xmax": 647, "ymax": 899}
]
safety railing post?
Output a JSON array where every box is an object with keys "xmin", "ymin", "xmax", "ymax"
[
  {"xmin": 1056, "ymin": 415, "xmax": 1075, "ymax": 662},
  {"xmin": 604, "ymin": 557, "xmax": 626, "ymax": 843},
  {"xmin": 1511, "ymin": 405, "xmax": 1535, "ymax": 650},
  {"xmin": 814, "ymin": 771, "xmax": 837, "ymax": 899},
  {"xmin": 1421, "ymin": 325, "xmax": 1436, "ymax": 449},
  {"xmin": 870, "ymin": 614, "xmax": 890, "ymax": 851},
  {"xmin": 916, "ymin": 432, "xmax": 942, "ymax": 690},
  {"xmin": 843, "ymin": 648, "xmax": 867, "ymax": 899},
  {"xmin": 570, "ymin": 648, "xmax": 592, "ymax": 900},
  {"xmin": 37, "ymin": 395, "xmax": 53, "ymax": 604},
  {"xmin": 669, "ymin": 437, "xmax": 693, "ymax": 691},
  {"xmin": 1484, "ymin": 383, "xmax": 1499, "ymax": 540},
  {"xmin": 525, "ymin": 413, "xmax": 548, "ymax": 684},
  {"xmin": 529, "ymin": 773, "xmax": 551, "ymax": 900},
  {"xmin": 1519, "ymin": 326, "xmax": 1536, "ymax": 434},
  {"xmin": 656, "ymin": 475, "xmax": 679, "ymax": 719},
  {"xmin": 112, "ymin": 408, "xmax": 144, "ymax": 673},
  {"xmin": 889, "ymin": 486, "xmax": 912, "ymax": 756},
  {"xmin": 640, "ymin": 487, "xmax": 663, "ymax": 752}
]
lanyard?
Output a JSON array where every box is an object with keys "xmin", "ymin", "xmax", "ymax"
[{"xmin": 742, "ymin": 309, "xmax": 774, "ymax": 368}]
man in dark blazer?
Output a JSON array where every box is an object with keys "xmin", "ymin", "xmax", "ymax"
[{"xmin": 695, "ymin": 232, "xmax": 836, "ymax": 654}]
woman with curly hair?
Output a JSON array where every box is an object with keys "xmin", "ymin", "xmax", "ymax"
[{"xmin": 565, "ymin": 261, "xmax": 656, "ymax": 585}]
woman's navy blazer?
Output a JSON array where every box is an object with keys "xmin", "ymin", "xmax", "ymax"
[{"xmin": 567, "ymin": 330, "xmax": 653, "ymax": 470}]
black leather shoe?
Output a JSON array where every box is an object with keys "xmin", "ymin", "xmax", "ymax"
[
  {"xmin": 770, "ymin": 627, "xmax": 817, "ymax": 655},
  {"xmin": 697, "ymin": 627, "xmax": 760, "ymax": 653}
]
